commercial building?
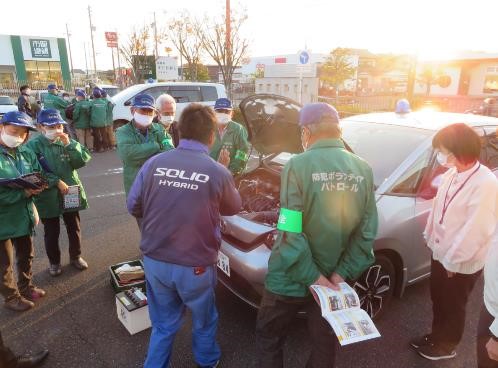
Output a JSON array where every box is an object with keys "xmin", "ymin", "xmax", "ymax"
[{"xmin": 0, "ymin": 34, "xmax": 71, "ymax": 89}]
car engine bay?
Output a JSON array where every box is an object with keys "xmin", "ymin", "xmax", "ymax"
[{"xmin": 236, "ymin": 168, "xmax": 280, "ymax": 227}]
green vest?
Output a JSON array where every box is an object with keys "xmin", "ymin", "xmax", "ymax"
[
  {"xmin": 116, "ymin": 122, "xmax": 174, "ymax": 196},
  {"xmin": 265, "ymin": 139, "xmax": 379, "ymax": 297},
  {"xmin": 209, "ymin": 121, "xmax": 250, "ymax": 175},
  {"xmin": 26, "ymin": 135, "xmax": 91, "ymax": 218}
]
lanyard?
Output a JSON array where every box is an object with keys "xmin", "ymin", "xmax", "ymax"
[
  {"xmin": 439, "ymin": 164, "xmax": 480, "ymax": 224},
  {"xmin": 1, "ymin": 147, "xmax": 24, "ymax": 176}
]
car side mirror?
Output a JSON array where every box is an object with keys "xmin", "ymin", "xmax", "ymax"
[{"xmin": 124, "ymin": 100, "xmax": 131, "ymax": 106}]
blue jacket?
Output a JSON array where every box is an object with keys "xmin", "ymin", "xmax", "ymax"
[{"xmin": 127, "ymin": 139, "xmax": 242, "ymax": 267}]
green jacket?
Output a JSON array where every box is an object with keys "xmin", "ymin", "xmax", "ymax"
[
  {"xmin": 72, "ymin": 99, "xmax": 92, "ymax": 130},
  {"xmin": 44, "ymin": 92, "xmax": 68, "ymax": 120},
  {"xmin": 90, "ymin": 98, "xmax": 108, "ymax": 128},
  {"xmin": 26, "ymin": 135, "xmax": 91, "ymax": 219},
  {"xmin": 116, "ymin": 122, "xmax": 174, "ymax": 196},
  {"xmin": 265, "ymin": 139, "xmax": 379, "ymax": 297},
  {"xmin": 0, "ymin": 145, "xmax": 54, "ymax": 240},
  {"xmin": 209, "ymin": 121, "xmax": 250, "ymax": 175},
  {"xmin": 106, "ymin": 100, "xmax": 115, "ymax": 127}
]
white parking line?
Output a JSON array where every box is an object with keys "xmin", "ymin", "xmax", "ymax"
[{"xmin": 89, "ymin": 191, "xmax": 125, "ymax": 199}]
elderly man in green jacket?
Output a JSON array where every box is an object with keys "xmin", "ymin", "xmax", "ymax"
[
  {"xmin": 27, "ymin": 109, "xmax": 91, "ymax": 277},
  {"xmin": 209, "ymin": 98, "xmax": 250, "ymax": 175},
  {"xmin": 116, "ymin": 93, "xmax": 174, "ymax": 199},
  {"xmin": 256, "ymin": 103, "xmax": 378, "ymax": 368},
  {"xmin": 0, "ymin": 111, "xmax": 52, "ymax": 312}
]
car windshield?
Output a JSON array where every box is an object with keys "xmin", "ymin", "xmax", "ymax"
[
  {"xmin": 0, "ymin": 97, "xmax": 13, "ymax": 105},
  {"xmin": 102, "ymin": 87, "xmax": 119, "ymax": 97},
  {"xmin": 269, "ymin": 121, "xmax": 432, "ymax": 188},
  {"xmin": 111, "ymin": 84, "xmax": 145, "ymax": 102},
  {"xmin": 341, "ymin": 121, "xmax": 432, "ymax": 187}
]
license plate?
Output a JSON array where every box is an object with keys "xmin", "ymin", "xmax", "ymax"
[{"xmin": 217, "ymin": 251, "xmax": 230, "ymax": 277}]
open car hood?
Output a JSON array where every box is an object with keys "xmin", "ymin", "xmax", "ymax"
[{"xmin": 239, "ymin": 94, "xmax": 303, "ymax": 155}]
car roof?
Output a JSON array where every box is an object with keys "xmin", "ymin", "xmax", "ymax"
[
  {"xmin": 343, "ymin": 111, "xmax": 498, "ymax": 131},
  {"xmin": 98, "ymin": 84, "xmax": 119, "ymax": 88},
  {"xmin": 137, "ymin": 82, "xmax": 224, "ymax": 87}
]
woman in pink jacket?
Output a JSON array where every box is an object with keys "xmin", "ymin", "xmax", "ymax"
[{"xmin": 411, "ymin": 123, "xmax": 498, "ymax": 361}]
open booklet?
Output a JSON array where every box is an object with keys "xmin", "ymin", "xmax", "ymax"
[
  {"xmin": 310, "ymin": 283, "xmax": 381, "ymax": 346},
  {"xmin": 0, "ymin": 172, "xmax": 48, "ymax": 190}
]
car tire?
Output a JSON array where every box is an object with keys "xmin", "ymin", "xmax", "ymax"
[{"xmin": 353, "ymin": 254, "xmax": 395, "ymax": 320}]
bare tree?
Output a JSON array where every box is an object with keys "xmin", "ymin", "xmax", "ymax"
[
  {"xmin": 196, "ymin": 8, "xmax": 249, "ymax": 98},
  {"xmin": 168, "ymin": 11, "xmax": 203, "ymax": 82},
  {"xmin": 119, "ymin": 25, "xmax": 151, "ymax": 83}
]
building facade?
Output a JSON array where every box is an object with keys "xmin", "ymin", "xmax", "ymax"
[{"xmin": 0, "ymin": 34, "xmax": 71, "ymax": 90}]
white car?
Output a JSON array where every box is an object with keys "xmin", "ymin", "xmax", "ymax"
[
  {"xmin": 0, "ymin": 96, "xmax": 18, "ymax": 118},
  {"xmin": 111, "ymin": 82, "xmax": 227, "ymax": 129}
]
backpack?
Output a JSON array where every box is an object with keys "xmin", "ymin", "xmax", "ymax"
[{"xmin": 65, "ymin": 103, "xmax": 76, "ymax": 120}]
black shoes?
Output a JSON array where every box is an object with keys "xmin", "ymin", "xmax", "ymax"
[
  {"xmin": 410, "ymin": 334, "xmax": 433, "ymax": 349},
  {"xmin": 411, "ymin": 334, "xmax": 456, "ymax": 361},
  {"xmin": 16, "ymin": 349, "xmax": 49, "ymax": 367}
]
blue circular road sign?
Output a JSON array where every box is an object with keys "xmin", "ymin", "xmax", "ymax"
[{"xmin": 299, "ymin": 50, "xmax": 310, "ymax": 65}]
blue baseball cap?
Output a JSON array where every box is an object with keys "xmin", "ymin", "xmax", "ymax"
[
  {"xmin": 47, "ymin": 83, "xmax": 57, "ymax": 90},
  {"xmin": 299, "ymin": 103, "xmax": 339, "ymax": 127},
  {"xmin": 214, "ymin": 98, "xmax": 233, "ymax": 110},
  {"xmin": 37, "ymin": 109, "xmax": 67, "ymax": 126},
  {"xmin": 92, "ymin": 87, "xmax": 103, "ymax": 98},
  {"xmin": 76, "ymin": 89, "xmax": 86, "ymax": 98},
  {"xmin": 132, "ymin": 93, "xmax": 156, "ymax": 110},
  {"xmin": 1, "ymin": 111, "xmax": 37, "ymax": 131},
  {"xmin": 395, "ymin": 99, "xmax": 411, "ymax": 114}
]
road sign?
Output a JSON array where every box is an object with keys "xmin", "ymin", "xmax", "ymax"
[
  {"xmin": 298, "ymin": 50, "xmax": 310, "ymax": 65},
  {"xmin": 107, "ymin": 42, "xmax": 118, "ymax": 48},
  {"xmin": 105, "ymin": 32, "xmax": 118, "ymax": 42}
]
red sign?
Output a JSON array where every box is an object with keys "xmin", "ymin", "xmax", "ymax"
[
  {"xmin": 107, "ymin": 42, "xmax": 118, "ymax": 48},
  {"xmin": 274, "ymin": 57, "xmax": 287, "ymax": 64},
  {"xmin": 105, "ymin": 32, "xmax": 118, "ymax": 42}
]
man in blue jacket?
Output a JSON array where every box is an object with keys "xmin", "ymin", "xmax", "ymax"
[{"xmin": 127, "ymin": 103, "xmax": 241, "ymax": 368}]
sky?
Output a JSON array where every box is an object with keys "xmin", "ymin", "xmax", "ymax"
[{"xmin": 1, "ymin": 0, "xmax": 497, "ymax": 71}]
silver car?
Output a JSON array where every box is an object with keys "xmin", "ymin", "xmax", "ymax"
[{"xmin": 217, "ymin": 94, "xmax": 498, "ymax": 319}]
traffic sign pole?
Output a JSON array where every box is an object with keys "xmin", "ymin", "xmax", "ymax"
[{"xmin": 297, "ymin": 50, "xmax": 310, "ymax": 104}]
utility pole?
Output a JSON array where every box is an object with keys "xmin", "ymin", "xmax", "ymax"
[
  {"xmin": 116, "ymin": 30, "xmax": 122, "ymax": 88},
  {"xmin": 153, "ymin": 12, "xmax": 159, "ymax": 59},
  {"xmin": 225, "ymin": 0, "xmax": 231, "ymax": 98},
  {"xmin": 84, "ymin": 42, "xmax": 89, "ymax": 79},
  {"xmin": 88, "ymin": 5, "xmax": 98, "ymax": 80},
  {"xmin": 65, "ymin": 23, "xmax": 74, "ymax": 78}
]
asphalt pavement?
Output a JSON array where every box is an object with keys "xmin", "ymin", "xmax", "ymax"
[{"xmin": 0, "ymin": 151, "xmax": 485, "ymax": 368}]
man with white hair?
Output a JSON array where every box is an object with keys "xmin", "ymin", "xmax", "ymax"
[{"xmin": 156, "ymin": 94, "xmax": 180, "ymax": 147}]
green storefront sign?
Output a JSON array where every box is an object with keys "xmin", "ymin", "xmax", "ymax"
[{"xmin": 30, "ymin": 39, "xmax": 52, "ymax": 58}]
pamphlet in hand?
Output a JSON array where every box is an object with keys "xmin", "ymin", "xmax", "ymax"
[
  {"xmin": 0, "ymin": 172, "xmax": 48, "ymax": 190},
  {"xmin": 63, "ymin": 185, "xmax": 81, "ymax": 210},
  {"xmin": 310, "ymin": 283, "xmax": 381, "ymax": 346}
]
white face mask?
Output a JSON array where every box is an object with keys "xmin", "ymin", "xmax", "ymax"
[
  {"xmin": 1, "ymin": 130, "xmax": 24, "ymax": 148},
  {"xmin": 44, "ymin": 128, "xmax": 63, "ymax": 141},
  {"xmin": 160, "ymin": 115, "xmax": 174, "ymax": 126},
  {"xmin": 216, "ymin": 113, "xmax": 231, "ymax": 125},
  {"xmin": 134, "ymin": 112, "xmax": 154, "ymax": 127},
  {"xmin": 63, "ymin": 97, "xmax": 70, "ymax": 101},
  {"xmin": 436, "ymin": 151, "xmax": 454, "ymax": 168}
]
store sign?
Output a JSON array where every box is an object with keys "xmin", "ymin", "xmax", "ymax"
[
  {"xmin": 30, "ymin": 39, "xmax": 51, "ymax": 58},
  {"xmin": 107, "ymin": 42, "xmax": 118, "ymax": 48},
  {"xmin": 105, "ymin": 32, "xmax": 118, "ymax": 42}
]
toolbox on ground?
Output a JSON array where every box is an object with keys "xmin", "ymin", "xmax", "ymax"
[
  {"xmin": 115, "ymin": 287, "xmax": 151, "ymax": 335},
  {"xmin": 109, "ymin": 259, "xmax": 146, "ymax": 293}
]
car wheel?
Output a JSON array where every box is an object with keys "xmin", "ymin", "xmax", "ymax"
[{"xmin": 353, "ymin": 254, "xmax": 395, "ymax": 320}]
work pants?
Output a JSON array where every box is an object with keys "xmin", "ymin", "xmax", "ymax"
[
  {"xmin": 143, "ymin": 256, "xmax": 221, "ymax": 368},
  {"xmin": 41, "ymin": 212, "xmax": 81, "ymax": 265},
  {"xmin": 0, "ymin": 236, "xmax": 34, "ymax": 302},
  {"xmin": 256, "ymin": 289, "xmax": 337, "ymax": 368}
]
